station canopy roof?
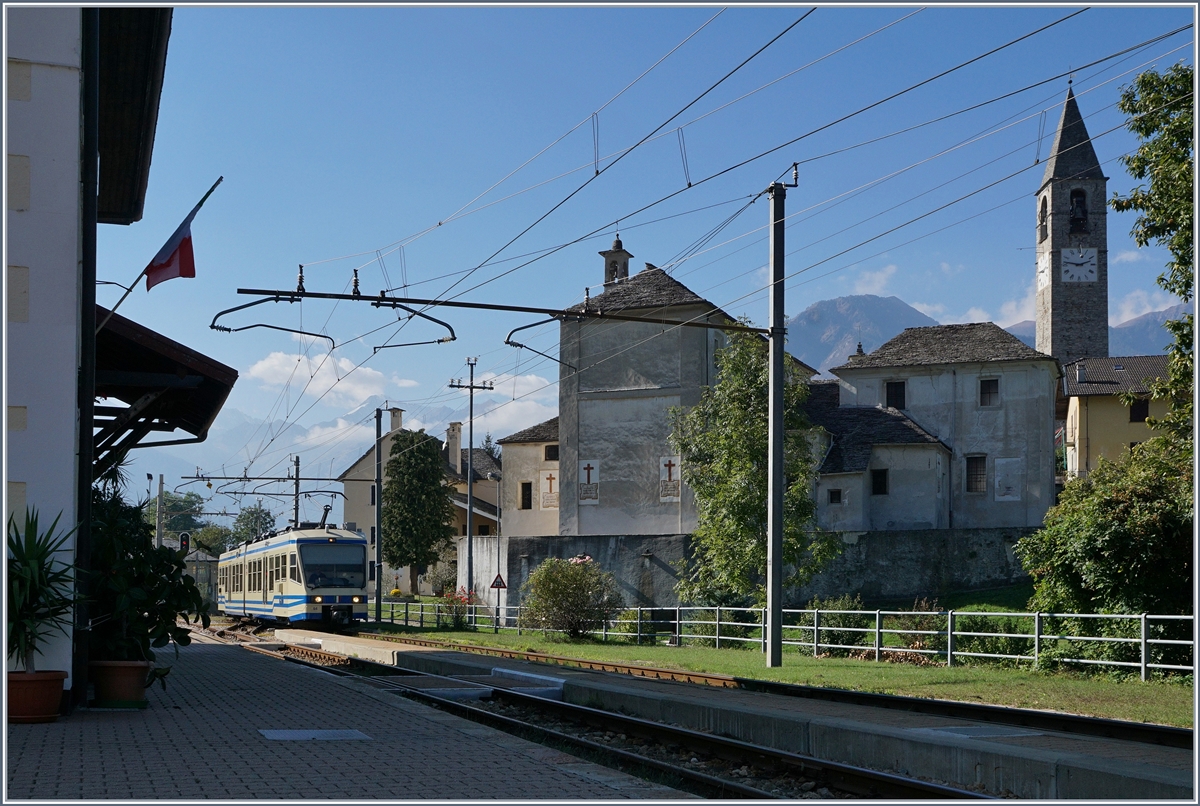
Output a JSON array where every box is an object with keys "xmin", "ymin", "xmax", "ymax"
[{"xmin": 93, "ymin": 305, "xmax": 237, "ymax": 479}]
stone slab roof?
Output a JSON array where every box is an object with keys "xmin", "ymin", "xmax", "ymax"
[
  {"xmin": 831, "ymin": 322, "xmax": 1052, "ymax": 371},
  {"xmin": 1061, "ymin": 354, "xmax": 1169, "ymax": 397},
  {"xmin": 444, "ymin": 447, "xmax": 502, "ymax": 482},
  {"xmin": 803, "ymin": 381, "xmax": 947, "ymax": 474},
  {"xmin": 497, "ymin": 416, "xmax": 559, "ymax": 445},
  {"xmin": 1041, "ymin": 86, "xmax": 1105, "ymax": 185},
  {"xmin": 565, "ymin": 266, "xmax": 734, "ymax": 320}
]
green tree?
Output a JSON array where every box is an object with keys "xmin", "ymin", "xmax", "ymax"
[
  {"xmin": 481, "ymin": 432, "xmax": 501, "ymax": 461},
  {"xmin": 381, "ymin": 430, "xmax": 456, "ymax": 579},
  {"xmin": 144, "ymin": 491, "xmax": 208, "ymax": 536},
  {"xmin": 668, "ymin": 328, "xmax": 840, "ymax": 604},
  {"xmin": 192, "ymin": 524, "xmax": 235, "ymax": 556},
  {"xmin": 1015, "ymin": 439, "xmax": 1192, "ymax": 616},
  {"xmin": 231, "ymin": 503, "xmax": 277, "ymax": 545},
  {"xmin": 1109, "ymin": 63, "xmax": 1193, "ymax": 440}
]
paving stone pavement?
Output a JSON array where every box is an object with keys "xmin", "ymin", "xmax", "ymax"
[{"xmin": 6, "ymin": 641, "xmax": 692, "ymax": 801}]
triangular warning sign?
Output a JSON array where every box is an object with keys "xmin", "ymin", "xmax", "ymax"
[{"xmin": 490, "ymin": 574, "xmax": 507, "ymax": 589}]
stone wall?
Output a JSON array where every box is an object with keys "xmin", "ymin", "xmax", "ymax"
[
  {"xmin": 792, "ymin": 527, "xmax": 1034, "ymax": 606},
  {"xmin": 502, "ymin": 533, "xmax": 689, "ymax": 608}
]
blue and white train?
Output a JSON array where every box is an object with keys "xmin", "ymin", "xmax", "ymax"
[{"xmin": 217, "ymin": 524, "xmax": 369, "ymax": 625}]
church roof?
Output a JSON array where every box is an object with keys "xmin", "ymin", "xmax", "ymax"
[
  {"xmin": 565, "ymin": 266, "xmax": 733, "ymax": 319},
  {"xmin": 830, "ymin": 322, "xmax": 1051, "ymax": 371},
  {"xmin": 497, "ymin": 416, "xmax": 559, "ymax": 444},
  {"xmin": 803, "ymin": 381, "xmax": 947, "ymax": 474},
  {"xmin": 444, "ymin": 447, "xmax": 501, "ymax": 482},
  {"xmin": 1041, "ymin": 86, "xmax": 1105, "ymax": 185},
  {"xmin": 1061, "ymin": 354, "xmax": 1168, "ymax": 397}
]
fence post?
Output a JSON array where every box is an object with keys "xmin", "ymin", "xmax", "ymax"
[
  {"xmin": 715, "ymin": 606, "xmax": 721, "ymax": 650},
  {"xmin": 761, "ymin": 608, "xmax": 767, "ymax": 653},
  {"xmin": 1034, "ymin": 612, "xmax": 1041, "ymax": 667},
  {"xmin": 404, "ymin": 601, "xmax": 409, "ymax": 627},
  {"xmin": 946, "ymin": 610, "xmax": 955, "ymax": 667},
  {"xmin": 813, "ymin": 609, "xmax": 821, "ymax": 657},
  {"xmin": 636, "ymin": 607, "xmax": 642, "ymax": 646},
  {"xmin": 1141, "ymin": 613, "xmax": 1149, "ymax": 682},
  {"xmin": 517, "ymin": 605, "xmax": 522, "ymax": 636},
  {"xmin": 675, "ymin": 606, "xmax": 682, "ymax": 647},
  {"xmin": 602, "ymin": 615, "xmax": 607, "ymax": 642},
  {"xmin": 875, "ymin": 610, "xmax": 882, "ymax": 662},
  {"xmin": 419, "ymin": 603, "xmax": 424, "ymax": 629}
]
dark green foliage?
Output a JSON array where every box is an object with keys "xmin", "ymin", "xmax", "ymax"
[
  {"xmin": 1110, "ymin": 63, "xmax": 1193, "ymax": 442},
  {"xmin": 669, "ymin": 328, "xmax": 840, "ymax": 604},
  {"xmin": 481, "ymin": 432, "xmax": 501, "ymax": 461},
  {"xmin": 806, "ymin": 593, "xmax": 870, "ymax": 655},
  {"xmin": 7, "ymin": 509, "xmax": 76, "ymax": 672},
  {"xmin": 519, "ymin": 556, "xmax": 624, "ymax": 639},
  {"xmin": 381, "ymin": 430, "xmax": 456, "ymax": 574},
  {"xmin": 192, "ymin": 524, "xmax": 235, "ymax": 556},
  {"xmin": 231, "ymin": 503, "xmax": 277, "ymax": 544},
  {"xmin": 144, "ymin": 491, "xmax": 209, "ymax": 536},
  {"xmin": 1016, "ymin": 438, "xmax": 1192, "ymax": 618},
  {"xmin": 953, "ymin": 613, "xmax": 1034, "ymax": 665},
  {"xmin": 886, "ymin": 598, "xmax": 947, "ymax": 657},
  {"xmin": 89, "ymin": 487, "xmax": 211, "ymax": 689}
]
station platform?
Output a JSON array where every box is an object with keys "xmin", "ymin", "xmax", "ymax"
[
  {"xmin": 279, "ymin": 630, "xmax": 1195, "ymax": 800},
  {"xmin": 5, "ymin": 635, "xmax": 690, "ymax": 801}
]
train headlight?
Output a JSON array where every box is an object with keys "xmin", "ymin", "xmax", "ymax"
[
  {"xmin": 352, "ymin": 596, "xmax": 362, "ymax": 603},
  {"xmin": 313, "ymin": 596, "xmax": 323, "ymax": 603}
]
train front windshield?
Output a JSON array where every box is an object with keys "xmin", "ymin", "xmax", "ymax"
[{"xmin": 300, "ymin": 544, "xmax": 366, "ymax": 588}]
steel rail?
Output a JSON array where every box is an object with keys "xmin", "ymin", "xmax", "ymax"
[{"xmin": 353, "ymin": 630, "xmax": 1193, "ymax": 749}]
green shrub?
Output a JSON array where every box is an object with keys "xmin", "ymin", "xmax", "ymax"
[
  {"xmin": 806, "ymin": 593, "xmax": 870, "ymax": 655},
  {"xmin": 953, "ymin": 612, "xmax": 1034, "ymax": 665},
  {"xmin": 886, "ymin": 597, "xmax": 947, "ymax": 658},
  {"xmin": 518, "ymin": 555, "xmax": 624, "ymax": 639}
]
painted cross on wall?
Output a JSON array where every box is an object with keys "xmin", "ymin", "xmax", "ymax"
[
  {"xmin": 578, "ymin": 460, "xmax": 599, "ymax": 505},
  {"xmin": 541, "ymin": 471, "xmax": 559, "ymax": 510},
  {"xmin": 659, "ymin": 455, "xmax": 682, "ymax": 502}
]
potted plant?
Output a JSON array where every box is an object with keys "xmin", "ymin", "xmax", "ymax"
[
  {"xmin": 87, "ymin": 484, "xmax": 210, "ymax": 708},
  {"xmin": 7, "ymin": 509, "xmax": 76, "ymax": 723}
]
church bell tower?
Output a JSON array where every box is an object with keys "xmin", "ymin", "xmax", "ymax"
[
  {"xmin": 600, "ymin": 236, "xmax": 632, "ymax": 287},
  {"xmin": 1034, "ymin": 85, "xmax": 1109, "ymax": 364}
]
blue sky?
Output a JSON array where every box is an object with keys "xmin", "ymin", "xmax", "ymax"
[{"xmin": 92, "ymin": 5, "xmax": 1194, "ymax": 521}]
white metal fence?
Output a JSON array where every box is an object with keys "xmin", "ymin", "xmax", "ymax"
[{"xmin": 370, "ymin": 602, "xmax": 1194, "ymax": 681}]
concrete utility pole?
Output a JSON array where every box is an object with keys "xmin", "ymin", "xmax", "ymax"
[
  {"xmin": 155, "ymin": 474, "xmax": 165, "ymax": 548},
  {"xmin": 766, "ymin": 167, "xmax": 797, "ymax": 668},
  {"xmin": 449, "ymin": 358, "xmax": 493, "ymax": 597},
  {"xmin": 374, "ymin": 408, "xmax": 384, "ymax": 622}
]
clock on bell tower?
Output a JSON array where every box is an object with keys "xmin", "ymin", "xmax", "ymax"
[{"xmin": 1034, "ymin": 85, "xmax": 1109, "ymax": 365}]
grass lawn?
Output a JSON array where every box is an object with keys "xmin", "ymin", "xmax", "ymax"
[{"xmin": 366, "ymin": 622, "xmax": 1193, "ymax": 728}]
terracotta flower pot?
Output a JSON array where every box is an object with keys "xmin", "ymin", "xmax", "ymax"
[
  {"xmin": 89, "ymin": 660, "xmax": 151, "ymax": 709},
  {"xmin": 7, "ymin": 670, "xmax": 68, "ymax": 723}
]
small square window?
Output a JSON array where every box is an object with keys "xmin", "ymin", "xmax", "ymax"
[
  {"xmin": 885, "ymin": 381, "xmax": 906, "ymax": 410},
  {"xmin": 980, "ymin": 378, "xmax": 1000, "ymax": 406},
  {"xmin": 544, "ymin": 444, "xmax": 560, "ymax": 461},
  {"xmin": 871, "ymin": 469, "xmax": 888, "ymax": 496},
  {"xmin": 478, "ymin": 524, "xmax": 490, "ymax": 536},
  {"xmin": 966, "ymin": 456, "xmax": 987, "ymax": 493},
  {"xmin": 827, "ymin": 489, "xmax": 842, "ymax": 505},
  {"xmin": 1130, "ymin": 398, "xmax": 1149, "ymax": 423}
]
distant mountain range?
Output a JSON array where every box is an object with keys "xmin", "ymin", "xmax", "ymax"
[
  {"xmin": 787, "ymin": 295, "xmax": 1184, "ymax": 374},
  {"xmin": 786, "ymin": 295, "xmax": 939, "ymax": 373}
]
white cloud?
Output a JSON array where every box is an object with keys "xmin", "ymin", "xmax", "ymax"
[
  {"xmin": 1111, "ymin": 289, "xmax": 1178, "ymax": 325},
  {"xmin": 394, "ymin": 378, "xmax": 420, "ymax": 388},
  {"xmin": 939, "ymin": 261, "xmax": 964, "ymax": 276},
  {"xmin": 911, "ymin": 302, "xmax": 945, "ymax": 320},
  {"xmin": 854, "ymin": 264, "xmax": 896, "ymax": 294},
  {"xmin": 301, "ymin": 417, "xmax": 374, "ymax": 446},
  {"xmin": 1110, "ymin": 249, "xmax": 1146, "ymax": 265},
  {"xmin": 996, "ymin": 282, "xmax": 1036, "ymax": 328},
  {"xmin": 477, "ymin": 371, "xmax": 558, "ymax": 403},
  {"xmin": 474, "ymin": 400, "xmax": 559, "ymax": 439},
  {"xmin": 246, "ymin": 351, "xmax": 388, "ymax": 408},
  {"xmin": 941, "ymin": 307, "xmax": 991, "ymax": 324}
]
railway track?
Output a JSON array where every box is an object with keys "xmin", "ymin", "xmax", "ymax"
[
  {"xmin": 352, "ymin": 629, "xmax": 1192, "ymax": 749},
  {"xmin": 230, "ymin": 637, "xmax": 994, "ymax": 799}
]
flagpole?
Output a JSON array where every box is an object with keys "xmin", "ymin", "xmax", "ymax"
[{"xmin": 96, "ymin": 176, "xmax": 223, "ymax": 334}]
